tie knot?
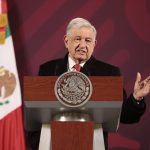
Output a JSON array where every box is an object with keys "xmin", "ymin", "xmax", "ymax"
[{"xmin": 73, "ymin": 64, "xmax": 81, "ymax": 72}]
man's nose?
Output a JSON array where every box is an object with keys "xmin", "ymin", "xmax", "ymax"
[{"xmin": 79, "ymin": 39, "xmax": 86, "ymax": 47}]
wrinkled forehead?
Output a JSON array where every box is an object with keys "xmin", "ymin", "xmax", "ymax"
[{"xmin": 69, "ymin": 26, "xmax": 96, "ymax": 39}]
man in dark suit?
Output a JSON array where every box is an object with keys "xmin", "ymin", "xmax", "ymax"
[
  {"xmin": 39, "ymin": 17, "xmax": 149, "ymax": 122},
  {"xmin": 29, "ymin": 18, "xmax": 150, "ymax": 150}
]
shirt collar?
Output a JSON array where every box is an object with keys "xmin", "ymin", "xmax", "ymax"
[{"xmin": 68, "ymin": 55, "xmax": 85, "ymax": 71}]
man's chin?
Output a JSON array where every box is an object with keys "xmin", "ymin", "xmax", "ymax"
[{"xmin": 75, "ymin": 57, "xmax": 87, "ymax": 63}]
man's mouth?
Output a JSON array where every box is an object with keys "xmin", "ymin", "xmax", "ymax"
[{"xmin": 76, "ymin": 49, "xmax": 87, "ymax": 54}]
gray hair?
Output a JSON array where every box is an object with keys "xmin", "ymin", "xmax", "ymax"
[{"xmin": 66, "ymin": 17, "xmax": 97, "ymax": 38}]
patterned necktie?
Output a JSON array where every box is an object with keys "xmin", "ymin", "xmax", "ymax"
[{"xmin": 73, "ymin": 64, "xmax": 81, "ymax": 72}]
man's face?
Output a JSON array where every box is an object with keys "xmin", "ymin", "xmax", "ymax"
[{"xmin": 64, "ymin": 26, "xmax": 96, "ymax": 63}]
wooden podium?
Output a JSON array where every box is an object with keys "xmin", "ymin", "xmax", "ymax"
[{"xmin": 24, "ymin": 76, "xmax": 123, "ymax": 150}]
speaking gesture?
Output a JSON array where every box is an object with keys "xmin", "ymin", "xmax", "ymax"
[{"xmin": 133, "ymin": 72, "xmax": 150, "ymax": 100}]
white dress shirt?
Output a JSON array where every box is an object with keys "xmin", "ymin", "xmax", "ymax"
[{"xmin": 68, "ymin": 55, "xmax": 85, "ymax": 72}]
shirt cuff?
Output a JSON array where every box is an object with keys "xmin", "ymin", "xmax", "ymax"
[{"xmin": 132, "ymin": 94, "xmax": 144, "ymax": 105}]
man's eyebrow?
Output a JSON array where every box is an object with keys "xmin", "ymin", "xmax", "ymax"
[
  {"xmin": 74, "ymin": 36, "xmax": 81, "ymax": 38},
  {"xmin": 86, "ymin": 37, "xmax": 92, "ymax": 39}
]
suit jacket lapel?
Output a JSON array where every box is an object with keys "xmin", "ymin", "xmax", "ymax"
[
  {"xmin": 81, "ymin": 56, "xmax": 96, "ymax": 76},
  {"xmin": 54, "ymin": 54, "xmax": 68, "ymax": 75}
]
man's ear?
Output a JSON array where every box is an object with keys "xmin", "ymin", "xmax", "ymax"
[{"xmin": 64, "ymin": 35, "xmax": 68, "ymax": 48}]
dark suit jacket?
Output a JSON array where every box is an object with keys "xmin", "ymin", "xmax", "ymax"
[{"xmin": 37, "ymin": 54, "xmax": 146, "ymax": 150}]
